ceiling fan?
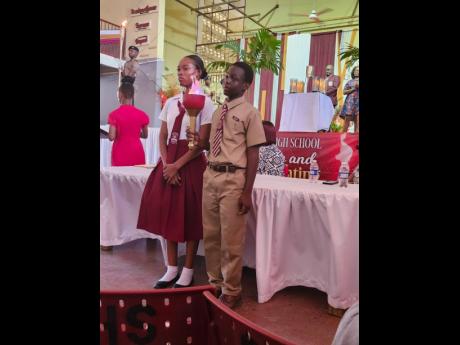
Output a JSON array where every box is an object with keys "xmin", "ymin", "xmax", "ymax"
[{"xmin": 288, "ymin": 1, "xmax": 333, "ymax": 23}]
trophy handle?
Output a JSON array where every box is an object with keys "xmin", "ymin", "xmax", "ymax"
[{"xmin": 188, "ymin": 116, "xmax": 197, "ymax": 149}]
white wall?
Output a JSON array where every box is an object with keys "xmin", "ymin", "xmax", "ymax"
[
  {"xmin": 100, "ymin": 73, "xmax": 119, "ymax": 125},
  {"xmin": 284, "ymin": 33, "xmax": 311, "ymax": 94}
]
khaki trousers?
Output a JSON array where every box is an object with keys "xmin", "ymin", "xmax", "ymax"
[{"xmin": 202, "ymin": 167, "xmax": 247, "ymax": 296}]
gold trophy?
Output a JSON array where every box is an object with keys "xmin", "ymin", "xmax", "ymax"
[
  {"xmin": 290, "ymin": 79, "xmax": 297, "ymax": 93},
  {"xmin": 312, "ymin": 76, "xmax": 319, "ymax": 92},
  {"xmin": 319, "ymin": 78, "xmax": 325, "ymax": 93},
  {"xmin": 296, "ymin": 80, "xmax": 305, "ymax": 93}
]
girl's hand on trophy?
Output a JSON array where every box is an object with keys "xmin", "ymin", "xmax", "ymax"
[{"xmin": 186, "ymin": 127, "xmax": 200, "ymax": 144}]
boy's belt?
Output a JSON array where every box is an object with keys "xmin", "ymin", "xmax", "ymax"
[{"xmin": 207, "ymin": 162, "xmax": 246, "ymax": 173}]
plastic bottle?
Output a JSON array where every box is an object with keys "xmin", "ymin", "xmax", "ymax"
[
  {"xmin": 353, "ymin": 166, "xmax": 359, "ymax": 184},
  {"xmin": 309, "ymin": 160, "xmax": 319, "ymax": 182},
  {"xmin": 338, "ymin": 162, "xmax": 350, "ymax": 187}
]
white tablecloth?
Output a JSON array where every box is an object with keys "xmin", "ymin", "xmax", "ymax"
[
  {"xmin": 100, "ymin": 167, "xmax": 168, "ymax": 263},
  {"xmin": 99, "ymin": 166, "xmax": 254, "ymax": 268},
  {"xmin": 251, "ymin": 175, "xmax": 358, "ymax": 308},
  {"xmin": 279, "ymin": 93, "xmax": 335, "ymax": 132},
  {"xmin": 100, "ymin": 126, "xmax": 161, "ymax": 167},
  {"xmin": 100, "ymin": 167, "xmax": 358, "ymax": 309}
]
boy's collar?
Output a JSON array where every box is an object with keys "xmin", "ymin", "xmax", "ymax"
[{"xmin": 225, "ymin": 95, "xmax": 246, "ymax": 110}]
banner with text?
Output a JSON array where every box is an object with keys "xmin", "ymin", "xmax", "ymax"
[{"xmin": 276, "ymin": 132, "xmax": 359, "ymax": 181}]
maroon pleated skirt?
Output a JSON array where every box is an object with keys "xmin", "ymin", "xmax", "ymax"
[{"xmin": 137, "ymin": 140, "xmax": 206, "ymax": 242}]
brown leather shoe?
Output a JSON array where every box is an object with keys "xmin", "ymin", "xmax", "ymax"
[{"xmin": 219, "ymin": 294, "xmax": 242, "ymax": 309}]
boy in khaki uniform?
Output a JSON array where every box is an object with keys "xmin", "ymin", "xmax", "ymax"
[{"xmin": 189, "ymin": 62, "xmax": 266, "ymax": 308}]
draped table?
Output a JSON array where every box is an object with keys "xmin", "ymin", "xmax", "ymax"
[
  {"xmin": 279, "ymin": 93, "xmax": 335, "ymax": 132},
  {"xmin": 100, "ymin": 167, "xmax": 358, "ymax": 309}
]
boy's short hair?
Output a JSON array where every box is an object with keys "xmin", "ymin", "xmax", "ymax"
[{"xmin": 231, "ymin": 61, "xmax": 254, "ymax": 85}]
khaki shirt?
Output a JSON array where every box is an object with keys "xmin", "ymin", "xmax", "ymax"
[{"xmin": 208, "ymin": 95, "xmax": 266, "ymax": 168}]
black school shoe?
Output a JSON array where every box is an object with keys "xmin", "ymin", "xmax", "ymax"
[
  {"xmin": 173, "ymin": 278, "xmax": 194, "ymax": 288},
  {"xmin": 154, "ymin": 273, "xmax": 180, "ymax": 289}
]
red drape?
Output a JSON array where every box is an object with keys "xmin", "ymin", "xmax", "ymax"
[
  {"xmin": 307, "ymin": 31, "xmax": 337, "ymax": 92},
  {"xmin": 244, "ymin": 38, "xmax": 255, "ymax": 105},
  {"xmin": 259, "ymin": 69, "xmax": 274, "ymax": 120},
  {"xmin": 246, "ymin": 79, "xmax": 255, "ymax": 105},
  {"xmin": 275, "ymin": 32, "xmax": 294, "ymax": 130}
]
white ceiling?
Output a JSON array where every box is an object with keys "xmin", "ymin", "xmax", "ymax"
[{"xmin": 196, "ymin": 0, "xmax": 358, "ymax": 36}]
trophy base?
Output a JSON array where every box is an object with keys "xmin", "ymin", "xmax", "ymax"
[{"xmin": 188, "ymin": 141, "xmax": 195, "ymax": 149}]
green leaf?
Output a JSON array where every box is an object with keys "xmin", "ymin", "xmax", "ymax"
[
  {"xmin": 215, "ymin": 40, "xmax": 241, "ymax": 55},
  {"xmin": 244, "ymin": 29, "xmax": 281, "ymax": 75},
  {"xmin": 339, "ymin": 44, "xmax": 359, "ymax": 70},
  {"xmin": 205, "ymin": 29, "xmax": 282, "ymax": 75},
  {"xmin": 206, "ymin": 61, "xmax": 232, "ymax": 73}
]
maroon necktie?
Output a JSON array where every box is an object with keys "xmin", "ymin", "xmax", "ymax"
[{"xmin": 211, "ymin": 104, "xmax": 228, "ymax": 157}]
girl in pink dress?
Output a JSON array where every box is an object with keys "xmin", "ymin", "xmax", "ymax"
[
  {"xmin": 137, "ymin": 55, "xmax": 215, "ymax": 288},
  {"xmin": 108, "ymin": 83, "xmax": 149, "ymax": 166}
]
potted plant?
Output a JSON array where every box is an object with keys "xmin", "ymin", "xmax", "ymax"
[
  {"xmin": 329, "ymin": 106, "xmax": 344, "ymax": 132},
  {"xmin": 330, "ymin": 121, "xmax": 343, "ymax": 133},
  {"xmin": 339, "ymin": 44, "xmax": 359, "ymax": 69},
  {"xmin": 206, "ymin": 28, "xmax": 282, "ymax": 75}
]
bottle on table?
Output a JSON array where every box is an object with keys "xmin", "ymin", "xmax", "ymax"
[
  {"xmin": 353, "ymin": 167, "xmax": 359, "ymax": 184},
  {"xmin": 309, "ymin": 160, "xmax": 320, "ymax": 182},
  {"xmin": 339, "ymin": 162, "xmax": 350, "ymax": 187}
]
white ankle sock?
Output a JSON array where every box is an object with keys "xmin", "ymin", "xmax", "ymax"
[
  {"xmin": 176, "ymin": 267, "xmax": 194, "ymax": 286},
  {"xmin": 158, "ymin": 265, "xmax": 178, "ymax": 282}
]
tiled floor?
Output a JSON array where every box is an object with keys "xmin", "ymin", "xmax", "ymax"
[{"xmin": 100, "ymin": 239, "xmax": 341, "ymax": 345}]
